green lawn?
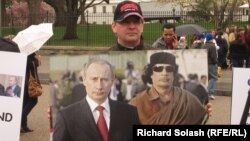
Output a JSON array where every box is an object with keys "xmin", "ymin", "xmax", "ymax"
[
  {"xmin": 2, "ymin": 21, "xmax": 248, "ymax": 48},
  {"xmin": 47, "ymin": 23, "xmax": 164, "ymax": 47},
  {"xmin": 49, "ymin": 25, "xmax": 116, "ymax": 47}
]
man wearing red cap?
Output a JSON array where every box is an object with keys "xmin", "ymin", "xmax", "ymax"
[{"xmin": 109, "ymin": 0, "xmax": 152, "ymax": 50}]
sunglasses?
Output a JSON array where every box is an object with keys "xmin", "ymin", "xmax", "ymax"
[{"xmin": 152, "ymin": 66, "xmax": 175, "ymax": 73}]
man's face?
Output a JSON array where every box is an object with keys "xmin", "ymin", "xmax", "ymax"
[
  {"xmin": 83, "ymin": 63, "xmax": 114, "ymax": 104},
  {"xmin": 200, "ymin": 76, "xmax": 207, "ymax": 85},
  {"xmin": 112, "ymin": 16, "xmax": 144, "ymax": 46},
  {"xmin": 162, "ymin": 28, "xmax": 175, "ymax": 44},
  {"xmin": 9, "ymin": 77, "xmax": 17, "ymax": 86},
  {"xmin": 151, "ymin": 64, "xmax": 175, "ymax": 89}
]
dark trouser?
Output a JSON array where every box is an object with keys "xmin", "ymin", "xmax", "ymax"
[
  {"xmin": 246, "ymin": 56, "xmax": 250, "ymax": 68},
  {"xmin": 232, "ymin": 59, "xmax": 244, "ymax": 67},
  {"xmin": 207, "ymin": 64, "xmax": 218, "ymax": 95},
  {"xmin": 218, "ymin": 53, "xmax": 227, "ymax": 68},
  {"xmin": 21, "ymin": 94, "xmax": 38, "ymax": 127}
]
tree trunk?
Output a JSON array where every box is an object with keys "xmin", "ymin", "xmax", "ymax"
[
  {"xmin": 219, "ymin": 2, "xmax": 228, "ymax": 29},
  {"xmin": 80, "ymin": 10, "xmax": 88, "ymax": 25},
  {"xmin": 63, "ymin": 0, "xmax": 78, "ymax": 39},
  {"xmin": 44, "ymin": 0, "xmax": 67, "ymax": 26},
  {"xmin": 54, "ymin": 7, "xmax": 67, "ymax": 26},
  {"xmin": 213, "ymin": 1, "xmax": 220, "ymax": 29},
  {"xmin": 228, "ymin": 0, "xmax": 238, "ymax": 22},
  {"xmin": 26, "ymin": 0, "xmax": 42, "ymax": 26},
  {"xmin": 1, "ymin": 0, "xmax": 6, "ymax": 26},
  {"xmin": 63, "ymin": 14, "xmax": 78, "ymax": 39},
  {"xmin": 248, "ymin": 1, "xmax": 250, "ymax": 24}
]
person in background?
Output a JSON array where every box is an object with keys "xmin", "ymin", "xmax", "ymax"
[
  {"xmin": 152, "ymin": 23, "xmax": 178, "ymax": 49},
  {"xmin": 200, "ymin": 75, "xmax": 208, "ymax": 88},
  {"xmin": 21, "ymin": 53, "xmax": 41, "ymax": 133},
  {"xmin": 223, "ymin": 27, "xmax": 230, "ymax": 47},
  {"xmin": 192, "ymin": 33, "xmax": 205, "ymax": 49},
  {"xmin": 193, "ymin": 75, "xmax": 209, "ymax": 105},
  {"xmin": 178, "ymin": 36, "xmax": 188, "ymax": 49},
  {"xmin": 109, "ymin": 78, "xmax": 120, "ymax": 101},
  {"xmin": 53, "ymin": 59, "xmax": 140, "ymax": 141},
  {"xmin": 131, "ymin": 73, "xmax": 150, "ymax": 98},
  {"xmin": 122, "ymin": 61, "xmax": 141, "ymax": 101},
  {"xmin": 229, "ymin": 33, "xmax": 248, "ymax": 68},
  {"xmin": 129, "ymin": 52, "xmax": 207, "ymax": 124},
  {"xmin": 203, "ymin": 33, "xmax": 218, "ymax": 100},
  {"xmin": 216, "ymin": 30, "xmax": 228, "ymax": 69},
  {"xmin": 49, "ymin": 79, "xmax": 60, "ymax": 127},
  {"xmin": 184, "ymin": 74, "xmax": 199, "ymax": 94},
  {"xmin": 228, "ymin": 26, "xmax": 236, "ymax": 43},
  {"xmin": 5, "ymin": 86, "xmax": 12, "ymax": 96},
  {"xmin": 191, "ymin": 34, "xmax": 198, "ymax": 45},
  {"xmin": 245, "ymin": 28, "xmax": 250, "ymax": 68},
  {"xmin": 184, "ymin": 74, "xmax": 209, "ymax": 105},
  {"xmin": 71, "ymin": 74, "xmax": 87, "ymax": 104}
]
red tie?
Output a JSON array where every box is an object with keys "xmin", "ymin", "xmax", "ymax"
[{"xmin": 96, "ymin": 106, "xmax": 108, "ymax": 141}]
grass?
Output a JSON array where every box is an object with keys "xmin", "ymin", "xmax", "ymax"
[
  {"xmin": 2, "ymin": 21, "xmax": 248, "ymax": 48},
  {"xmin": 49, "ymin": 24, "xmax": 116, "ymax": 47},
  {"xmin": 47, "ymin": 23, "xmax": 164, "ymax": 47}
]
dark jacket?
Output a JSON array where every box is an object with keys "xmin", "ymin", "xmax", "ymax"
[
  {"xmin": 53, "ymin": 98, "xmax": 140, "ymax": 141},
  {"xmin": 229, "ymin": 39, "xmax": 248, "ymax": 60},
  {"xmin": 0, "ymin": 37, "xmax": 20, "ymax": 52},
  {"xmin": 71, "ymin": 83, "xmax": 86, "ymax": 104},
  {"xmin": 0, "ymin": 84, "xmax": 4, "ymax": 96},
  {"xmin": 216, "ymin": 37, "xmax": 228, "ymax": 56},
  {"xmin": 109, "ymin": 42, "xmax": 153, "ymax": 51},
  {"xmin": 109, "ymin": 36, "xmax": 153, "ymax": 51},
  {"xmin": 13, "ymin": 85, "xmax": 21, "ymax": 97},
  {"xmin": 204, "ymin": 42, "xmax": 218, "ymax": 65}
]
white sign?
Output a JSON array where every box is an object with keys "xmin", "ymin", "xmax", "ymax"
[
  {"xmin": 0, "ymin": 51, "xmax": 27, "ymax": 141},
  {"xmin": 231, "ymin": 68, "xmax": 250, "ymax": 124}
]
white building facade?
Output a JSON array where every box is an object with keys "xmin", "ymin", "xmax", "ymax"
[{"xmin": 84, "ymin": 0, "xmax": 182, "ymax": 24}]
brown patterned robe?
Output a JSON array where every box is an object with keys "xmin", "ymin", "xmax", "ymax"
[{"xmin": 129, "ymin": 87, "xmax": 207, "ymax": 125}]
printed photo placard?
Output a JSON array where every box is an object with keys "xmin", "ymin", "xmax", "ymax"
[
  {"xmin": 49, "ymin": 49, "xmax": 208, "ymax": 132},
  {"xmin": 0, "ymin": 51, "xmax": 27, "ymax": 141}
]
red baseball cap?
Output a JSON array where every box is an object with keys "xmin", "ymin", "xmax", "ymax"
[{"xmin": 114, "ymin": 1, "xmax": 143, "ymax": 22}]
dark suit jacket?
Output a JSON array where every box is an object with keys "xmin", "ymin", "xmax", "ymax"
[
  {"xmin": 53, "ymin": 98, "xmax": 140, "ymax": 141},
  {"xmin": 13, "ymin": 85, "xmax": 21, "ymax": 97},
  {"xmin": 71, "ymin": 83, "xmax": 86, "ymax": 104},
  {"xmin": 0, "ymin": 84, "xmax": 4, "ymax": 96}
]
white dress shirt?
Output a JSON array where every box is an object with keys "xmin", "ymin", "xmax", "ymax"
[{"xmin": 86, "ymin": 95, "xmax": 110, "ymax": 130}]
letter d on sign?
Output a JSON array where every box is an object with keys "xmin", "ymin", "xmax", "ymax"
[
  {"xmin": 0, "ymin": 112, "xmax": 13, "ymax": 122},
  {"xmin": 5, "ymin": 113, "xmax": 12, "ymax": 122}
]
